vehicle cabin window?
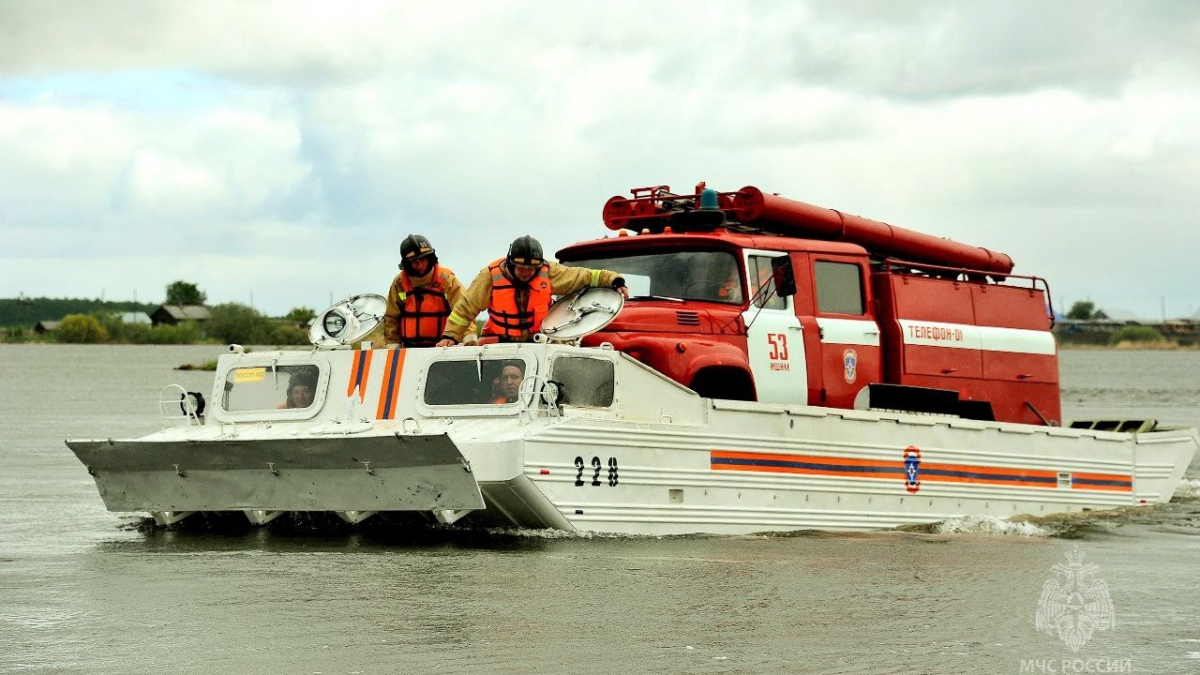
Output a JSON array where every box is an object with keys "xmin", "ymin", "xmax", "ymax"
[
  {"xmin": 748, "ymin": 255, "xmax": 787, "ymax": 310},
  {"xmin": 424, "ymin": 358, "xmax": 531, "ymax": 406},
  {"xmin": 814, "ymin": 261, "xmax": 865, "ymax": 315},
  {"xmin": 223, "ymin": 365, "xmax": 321, "ymax": 412},
  {"xmin": 551, "ymin": 357, "xmax": 615, "ymax": 407},
  {"xmin": 564, "ymin": 250, "xmax": 743, "ymax": 304}
]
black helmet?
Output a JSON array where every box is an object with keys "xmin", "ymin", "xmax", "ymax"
[
  {"xmin": 506, "ymin": 235, "xmax": 544, "ymax": 267},
  {"xmin": 400, "ymin": 234, "xmax": 437, "ymax": 273}
]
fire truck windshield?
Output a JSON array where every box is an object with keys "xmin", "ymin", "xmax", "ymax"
[{"xmin": 565, "ymin": 250, "xmax": 743, "ymax": 304}]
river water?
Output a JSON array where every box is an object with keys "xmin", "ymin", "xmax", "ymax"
[{"xmin": 1, "ymin": 345, "xmax": 1198, "ymax": 674}]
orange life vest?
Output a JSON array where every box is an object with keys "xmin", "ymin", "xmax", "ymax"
[
  {"xmin": 397, "ymin": 265, "xmax": 453, "ymax": 346},
  {"xmin": 484, "ymin": 258, "xmax": 552, "ymax": 339}
]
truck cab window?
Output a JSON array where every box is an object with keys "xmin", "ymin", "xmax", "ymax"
[
  {"xmin": 814, "ymin": 261, "xmax": 865, "ymax": 315},
  {"xmin": 748, "ymin": 255, "xmax": 787, "ymax": 310}
]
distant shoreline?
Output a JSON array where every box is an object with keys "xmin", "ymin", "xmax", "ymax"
[{"xmin": 1059, "ymin": 341, "xmax": 1199, "ymax": 351}]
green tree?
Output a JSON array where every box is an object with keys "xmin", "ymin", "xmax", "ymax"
[
  {"xmin": 1109, "ymin": 325, "xmax": 1166, "ymax": 345},
  {"xmin": 1065, "ymin": 301, "xmax": 1096, "ymax": 320},
  {"xmin": 207, "ymin": 303, "xmax": 271, "ymax": 344},
  {"xmin": 269, "ymin": 322, "xmax": 311, "ymax": 345},
  {"xmin": 165, "ymin": 280, "xmax": 207, "ymax": 306},
  {"xmin": 284, "ymin": 306, "xmax": 317, "ymax": 323},
  {"xmin": 57, "ymin": 314, "xmax": 109, "ymax": 343}
]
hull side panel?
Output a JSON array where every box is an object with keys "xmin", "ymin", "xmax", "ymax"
[{"xmin": 515, "ymin": 412, "xmax": 1197, "ymax": 535}]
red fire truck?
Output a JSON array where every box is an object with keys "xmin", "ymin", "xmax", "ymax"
[{"xmin": 559, "ymin": 183, "xmax": 1059, "ymax": 426}]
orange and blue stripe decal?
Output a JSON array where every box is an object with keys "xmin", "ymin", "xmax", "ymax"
[
  {"xmin": 711, "ymin": 451, "xmax": 901, "ymax": 479},
  {"xmin": 710, "ymin": 450, "xmax": 1132, "ymax": 493},
  {"xmin": 1070, "ymin": 472, "xmax": 1134, "ymax": 492},
  {"xmin": 919, "ymin": 463, "xmax": 1059, "ymax": 488},
  {"xmin": 347, "ymin": 349, "xmax": 373, "ymax": 401},
  {"xmin": 375, "ymin": 349, "xmax": 406, "ymax": 420}
]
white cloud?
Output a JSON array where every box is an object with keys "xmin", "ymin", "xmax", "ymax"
[{"xmin": 0, "ymin": 0, "xmax": 1198, "ymax": 318}]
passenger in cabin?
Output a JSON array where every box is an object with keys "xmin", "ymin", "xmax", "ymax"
[
  {"xmin": 706, "ymin": 254, "xmax": 743, "ymax": 303},
  {"xmin": 436, "ymin": 235, "xmax": 630, "ymax": 345},
  {"xmin": 494, "ymin": 360, "xmax": 525, "ymax": 404},
  {"xmin": 384, "ymin": 234, "xmax": 470, "ymax": 348},
  {"xmin": 717, "ymin": 276, "xmax": 742, "ymax": 303},
  {"xmin": 285, "ymin": 374, "xmax": 317, "ymax": 409}
]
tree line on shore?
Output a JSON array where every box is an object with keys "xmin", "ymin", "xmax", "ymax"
[
  {"xmin": 4, "ymin": 288, "xmax": 1185, "ymax": 348},
  {"xmin": 3, "ymin": 281, "xmax": 317, "ymax": 346},
  {"xmin": 1058, "ymin": 301, "xmax": 1188, "ymax": 347}
]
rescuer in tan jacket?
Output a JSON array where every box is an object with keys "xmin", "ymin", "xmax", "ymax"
[
  {"xmin": 384, "ymin": 234, "xmax": 470, "ymax": 347},
  {"xmin": 436, "ymin": 235, "xmax": 628, "ymax": 345}
]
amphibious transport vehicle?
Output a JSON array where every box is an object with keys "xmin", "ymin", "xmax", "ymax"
[{"xmin": 66, "ymin": 184, "xmax": 1198, "ymax": 535}]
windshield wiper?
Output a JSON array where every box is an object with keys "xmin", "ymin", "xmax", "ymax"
[{"xmin": 627, "ymin": 295, "xmax": 686, "ymax": 303}]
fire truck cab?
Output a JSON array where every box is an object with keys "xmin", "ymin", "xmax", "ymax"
[{"xmin": 558, "ymin": 184, "xmax": 1059, "ymax": 426}]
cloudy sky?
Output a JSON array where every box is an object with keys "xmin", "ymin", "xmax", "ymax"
[{"xmin": 1, "ymin": 1, "xmax": 1197, "ymax": 320}]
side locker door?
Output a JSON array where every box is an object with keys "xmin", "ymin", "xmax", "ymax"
[
  {"xmin": 742, "ymin": 251, "xmax": 807, "ymax": 404},
  {"xmin": 811, "ymin": 256, "xmax": 882, "ymax": 409}
]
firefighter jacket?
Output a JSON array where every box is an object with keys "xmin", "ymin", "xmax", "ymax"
[
  {"xmin": 442, "ymin": 259, "xmax": 622, "ymax": 343},
  {"xmin": 384, "ymin": 264, "xmax": 466, "ymax": 347}
]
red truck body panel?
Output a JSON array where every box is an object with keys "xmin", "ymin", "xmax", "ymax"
[
  {"xmin": 564, "ymin": 183, "xmax": 1059, "ymax": 426},
  {"xmin": 875, "ymin": 272, "xmax": 1059, "ymax": 425}
]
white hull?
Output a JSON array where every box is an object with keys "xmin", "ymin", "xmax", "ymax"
[
  {"xmin": 67, "ymin": 344, "xmax": 1197, "ymax": 535},
  {"xmin": 508, "ymin": 408, "xmax": 1194, "ymax": 534}
]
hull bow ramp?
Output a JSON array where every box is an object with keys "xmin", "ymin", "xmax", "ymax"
[{"xmin": 67, "ymin": 434, "xmax": 484, "ymax": 525}]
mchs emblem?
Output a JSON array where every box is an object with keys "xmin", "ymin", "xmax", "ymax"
[
  {"xmin": 1035, "ymin": 547, "xmax": 1115, "ymax": 652},
  {"xmin": 903, "ymin": 446, "xmax": 920, "ymax": 493},
  {"xmin": 843, "ymin": 348, "xmax": 857, "ymax": 384}
]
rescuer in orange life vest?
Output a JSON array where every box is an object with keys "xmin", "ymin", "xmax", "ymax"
[
  {"xmin": 384, "ymin": 234, "xmax": 470, "ymax": 348},
  {"xmin": 435, "ymin": 235, "xmax": 629, "ymax": 346}
]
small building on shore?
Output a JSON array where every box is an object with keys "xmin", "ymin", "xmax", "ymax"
[
  {"xmin": 34, "ymin": 320, "xmax": 61, "ymax": 334},
  {"xmin": 151, "ymin": 305, "xmax": 210, "ymax": 327}
]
